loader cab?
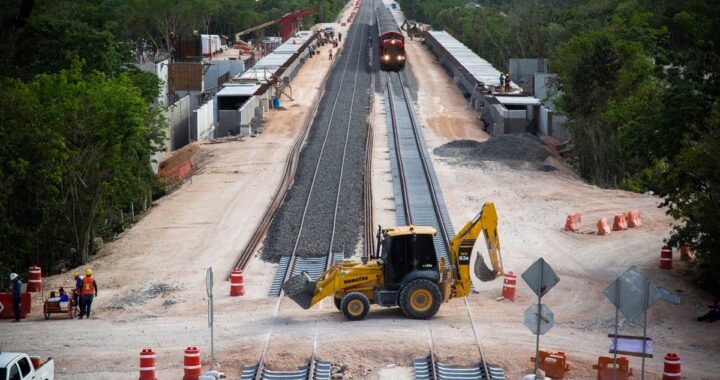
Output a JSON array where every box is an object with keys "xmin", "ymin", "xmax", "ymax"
[{"xmin": 380, "ymin": 226, "xmax": 439, "ymax": 290}]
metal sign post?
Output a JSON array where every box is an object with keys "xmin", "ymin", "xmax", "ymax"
[
  {"xmin": 603, "ymin": 267, "xmax": 679, "ymax": 380},
  {"xmin": 534, "ymin": 264, "xmax": 542, "ymax": 375},
  {"xmin": 522, "ymin": 258, "xmax": 560, "ymax": 377},
  {"xmin": 206, "ymin": 267, "xmax": 215, "ymax": 370}
]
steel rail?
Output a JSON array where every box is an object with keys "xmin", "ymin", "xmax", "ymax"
[
  {"xmin": 230, "ymin": 31, "xmax": 329, "ymax": 277},
  {"xmin": 386, "ymin": 79, "xmax": 413, "ymax": 225},
  {"xmin": 363, "ymin": 118, "xmax": 375, "ymax": 259},
  {"xmin": 390, "ymin": 72, "xmax": 494, "ymax": 379},
  {"xmin": 253, "ymin": 2, "xmax": 371, "ymax": 378}
]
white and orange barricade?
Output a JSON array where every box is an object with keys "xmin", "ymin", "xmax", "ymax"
[
  {"xmin": 625, "ymin": 210, "xmax": 642, "ymax": 228},
  {"xmin": 596, "ymin": 218, "xmax": 611, "ymax": 236},
  {"xmin": 564, "ymin": 213, "xmax": 581, "ymax": 232},
  {"xmin": 612, "ymin": 214, "xmax": 628, "ymax": 231}
]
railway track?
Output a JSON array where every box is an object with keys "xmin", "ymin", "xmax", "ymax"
[
  {"xmin": 385, "ymin": 72, "xmax": 505, "ymax": 380},
  {"xmin": 241, "ymin": 1, "xmax": 373, "ymax": 378}
]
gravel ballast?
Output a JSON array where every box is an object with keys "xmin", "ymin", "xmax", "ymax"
[
  {"xmin": 261, "ymin": 1, "xmax": 373, "ymax": 262},
  {"xmin": 433, "ymin": 134, "xmax": 552, "ymax": 163}
]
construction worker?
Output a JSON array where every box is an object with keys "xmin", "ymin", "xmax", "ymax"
[
  {"xmin": 329, "ymin": 48, "xmax": 333, "ymax": 60},
  {"xmin": 78, "ymin": 268, "xmax": 98, "ymax": 319},
  {"xmin": 338, "ymin": 32, "xmax": 342, "ymax": 42},
  {"xmin": 499, "ymin": 73, "xmax": 505, "ymax": 89},
  {"xmin": 368, "ymin": 36, "xmax": 373, "ymax": 47},
  {"xmin": 73, "ymin": 272, "xmax": 83, "ymax": 310},
  {"xmin": 9, "ymin": 273, "xmax": 22, "ymax": 322}
]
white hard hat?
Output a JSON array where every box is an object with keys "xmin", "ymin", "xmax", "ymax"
[{"xmin": 10, "ymin": 273, "xmax": 18, "ymax": 280}]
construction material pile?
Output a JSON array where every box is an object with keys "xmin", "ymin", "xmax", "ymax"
[{"xmin": 434, "ymin": 135, "xmax": 552, "ymax": 163}]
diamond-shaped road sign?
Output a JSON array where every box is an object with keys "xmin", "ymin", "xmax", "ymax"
[
  {"xmin": 0, "ymin": 300, "xmax": 4, "ymax": 314},
  {"xmin": 524, "ymin": 304, "xmax": 555, "ymax": 335},
  {"xmin": 604, "ymin": 266, "xmax": 662, "ymax": 321},
  {"xmin": 522, "ymin": 258, "xmax": 560, "ymax": 298}
]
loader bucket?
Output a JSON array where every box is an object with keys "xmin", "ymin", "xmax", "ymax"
[
  {"xmin": 283, "ymin": 272, "xmax": 317, "ymax": 309},
  {"xmin": 474, "ymin": 254, "xmax": 499, "ymax": 282}
]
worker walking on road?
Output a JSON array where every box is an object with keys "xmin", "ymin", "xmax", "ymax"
[
  {"xmin": 368, "ymin": 36, "xmax": 373, "ymax": 47},
  {"xmin": 78, "ymin": 268, "xmax": 98, "ymax": 319},
  {"xmin": 329, "ymin": 48, "xmax": 333, "ymax": 60},
  {"xmin": 338, "ymin": 32, "xmax": 342, "ymax": 42},
  {"xmin": 73, "ymin": 272, "xmax": 84, "ymax": 310},
  {"xmin": 9, "ymin": 273, "xmax": 22, "ymax": 322}
]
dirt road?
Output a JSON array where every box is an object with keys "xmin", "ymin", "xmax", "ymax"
[{"xmin": 2, "ymin": 8, "xmax": 719, "ymax": 380}]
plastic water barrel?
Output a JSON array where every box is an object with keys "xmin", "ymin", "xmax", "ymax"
[{"xmin": 272, "ymin": 97, "xmax": 280, "ymax": 108}]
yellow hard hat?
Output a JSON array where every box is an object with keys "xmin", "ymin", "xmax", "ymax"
[
  {"xmin": 84, "ymin": 268, "xmax": 92, "ymax": 276},
  {"xmin": 73, "ymin": 272, "xmax": 80, "ymax": 279}
]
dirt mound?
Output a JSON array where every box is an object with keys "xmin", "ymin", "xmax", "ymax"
[{"xmin": 434, "ymin": 134, "xmax": 552, "ymax": 162}]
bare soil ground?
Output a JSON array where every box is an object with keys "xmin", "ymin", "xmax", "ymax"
[
  {"xmin": 2, "ymin": 8, "xmax": 719, "ymax": 380},
  {"xmin": 399, "ymin": 37, "xmax": 720, "ymax": 379}
]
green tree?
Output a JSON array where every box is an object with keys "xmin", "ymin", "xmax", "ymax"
[
  {"xmin": 662, "ymin": 110, "xmax": 720, "ymax": 294},
  {"xmin": 29, "ymin": 63, "xmax": 164, "ymax": 263},
  {"xmin": 3, "ymin": 15, "xmax": 130, "ymax": 81},
  {"xmin": 0, "ymin": 77, "xmax": 67, "ymax": 275}
]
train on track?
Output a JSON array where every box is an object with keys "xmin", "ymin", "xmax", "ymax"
[{"xmin": 376, "ymin": 1, "xmax": 405, "ymax": 71}]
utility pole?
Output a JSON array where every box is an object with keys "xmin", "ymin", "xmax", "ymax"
[{"xmin": 318, "ymin": 0, "xmax": 324, "ymax": 23}]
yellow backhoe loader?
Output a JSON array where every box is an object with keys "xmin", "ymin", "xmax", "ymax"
[{"xmin": 282, "ymin": 202, "xmax": 504, "ymax": 320}]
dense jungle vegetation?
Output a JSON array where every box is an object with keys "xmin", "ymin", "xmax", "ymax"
[
  {"xmin": 399, "ymin": 0, "xmax": 720, "ymax": 293},
  {"xmin": 0, "ymin": 0, "xmax": 345, "ymax": 277}
]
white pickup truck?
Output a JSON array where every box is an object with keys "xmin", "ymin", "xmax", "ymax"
[{"xmin": 0, "ymin": 353, "xmax": 54, "ymax": 380}]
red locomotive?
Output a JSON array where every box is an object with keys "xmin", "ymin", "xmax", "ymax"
[{"xmin": 376, "ymin": 2, "xmax": 405, "ymax": 71}]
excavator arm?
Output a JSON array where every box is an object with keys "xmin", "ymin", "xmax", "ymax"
[{"xmin": 448, "ymin": 202, "xmax": 504, "ymax": 297}]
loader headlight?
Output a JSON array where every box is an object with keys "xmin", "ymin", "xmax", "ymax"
[
  {"xmin": 398, "ymin": 55, "xmax": 405, "ymax": 60},
  {"xmin": 383, "ymin": 54, "xmax": 390, "ymax": 61}
]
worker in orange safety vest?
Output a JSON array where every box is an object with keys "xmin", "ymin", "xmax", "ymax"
[{"xmin": 78, "ymin": 268, "xmax": 98, "ymax": 319}]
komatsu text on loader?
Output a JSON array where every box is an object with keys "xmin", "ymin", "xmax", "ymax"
[{"xmin": 282, "ymin": 202, "xmax": 504, "ymax": 320}]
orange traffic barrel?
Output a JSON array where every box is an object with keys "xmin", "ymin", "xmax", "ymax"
[
  {"xmin": 230, "ymin": 269, "xmax": 245, "ymax": 296},
  {"xmin": 26, "ymin": 266, "xmax": 42, "ymax": 292},
  {"xmin": 660, "ymin": 245, "xmax": 673, "ymax": 270},
  {"xmin": 502, "ymin": 271, "xmax": 516, "ymax": 301},
  {"xmin": 183, "ymin": 346, "xmax": 202, "ymax": 380},
  {"xmin": 663, "ymin": 353, "xmax": 681, "ymax": 379},
  {"xmin": 139, "ymin": 348, "xmax": 157, "ymax": 380}
]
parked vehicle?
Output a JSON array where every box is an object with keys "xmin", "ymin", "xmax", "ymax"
[{"xmin": 0, "ymin": 352, "xmax": 54, "ymax": 380}]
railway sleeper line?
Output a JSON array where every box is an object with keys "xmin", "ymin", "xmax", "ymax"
[
  {"xmin": 386, "ymin": 71, "xmax": 505, "ymax": 380},
  {"xmin": 245, "ymin": 1, "xmax": 372, "ymax": 378},
  {"xmin": 413, "ymin": 357, "xmax": 506, "ymax": 380},
  {"xmin": 241, "ymin": 359, "xmax": 332, "ymax": 380}
]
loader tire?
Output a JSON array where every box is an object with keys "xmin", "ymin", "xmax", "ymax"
[
  {"xmin": 399, "ymin": 279, "xmax": 442, "ymax": 319},
  {"xmin": 340, "ymin": 292, "xmax": 370, "ymax": 321}
]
